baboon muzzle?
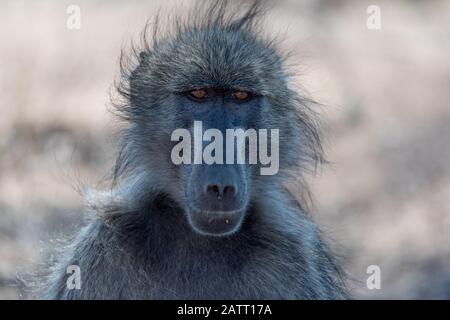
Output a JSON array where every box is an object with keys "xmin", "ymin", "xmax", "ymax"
[{"xmin": 186, "ymin": 164, "xmax": 248, "ymax": 236}]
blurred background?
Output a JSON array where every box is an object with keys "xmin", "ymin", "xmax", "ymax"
[{"xmin": 1, "ymin": 0, "xmax": 449, "ymax": 299}]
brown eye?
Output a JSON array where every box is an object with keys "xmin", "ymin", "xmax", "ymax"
[
  {"xmin": 232, "ymin": 90, "xmax": 251, "ymax": 101},
  {"xmin": 189, "ymin": 88, "xmax": 207, "ymax": 99}
]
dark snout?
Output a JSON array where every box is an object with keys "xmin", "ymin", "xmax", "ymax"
[
  {"xmin": 187, "ymin": 164, "xmax": 248, "ymax": 236},
  {"xmin": 200, "ymin": 165, "xmax": 243, "ymax": 211}
]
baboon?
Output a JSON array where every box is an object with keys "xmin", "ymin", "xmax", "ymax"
[{"xmin": 40, "ymin": 0, "xmax": 348, "ymax": 299}]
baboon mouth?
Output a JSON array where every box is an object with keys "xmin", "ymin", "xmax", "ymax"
[{"xmin": 186, "ymin": 207, "xmax": 246, "ymax": 237}]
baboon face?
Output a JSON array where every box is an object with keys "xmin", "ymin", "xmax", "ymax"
[
  {"xmin": 127, "ymin": 24, "xmax": 295, "ymax": 236},
  {"xmin": 173, "ymin": 87, "xmax": 265, "ymax": 236}
]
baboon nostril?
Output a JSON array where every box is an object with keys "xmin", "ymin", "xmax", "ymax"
[
  {"xmin": 223, "ymin": 185, "xmax": 236, "ymax": 196},
  {"xmin": 206, "ymin": 185, "xmax": 221, "ymax": 198},
  {"xmin": 205, "ymin": 184, "xmax": 236, "ymax": 199}
]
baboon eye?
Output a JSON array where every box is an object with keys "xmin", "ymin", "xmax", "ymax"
[
  {"xmin": 232, "ymin": 90, "xmax": 251, "ymax": 101},
  {"xmin": 188, "ymin": 88, "xmax": 208, "ymax": 100}
]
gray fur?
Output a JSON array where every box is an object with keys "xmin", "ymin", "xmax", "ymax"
[{"xmin": 38, "ymin": 0, "xmax": 348, "ymax": 299}]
